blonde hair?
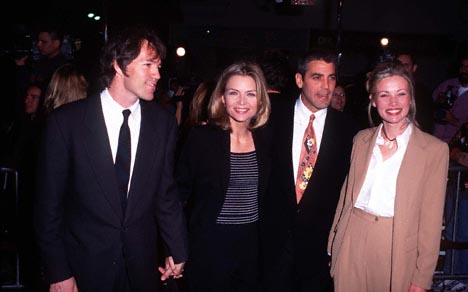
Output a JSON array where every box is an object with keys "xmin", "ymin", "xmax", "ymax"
[
  {"xmin": 44, "ymin": 63, "xmax": 88, "ymax": 114},
  {"xmin": 208, "ymin": 61, "xmax": 270, "ymax": 130},
  {"xmin": 186, "ymin": 80, "xmax": 215, "ymax": 127},
  {"xmin": 366, "ymin": 62, "xmax": 417, "ymax": 127}
]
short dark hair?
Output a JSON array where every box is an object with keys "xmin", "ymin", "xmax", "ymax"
[
  {"xmin": 99, "ymin": 24, "xmax": 166, "ymax": 89},
  {"xmin": 297, "ymin": 48, "xmax": 337, "ymax": 76},
  {"xmin": 36, "ymin": 24, "xmax": 64, "ymax": 43},
  {"xmin": 395, "ymin": 50, "xmax": 417, "ymax": 65}
]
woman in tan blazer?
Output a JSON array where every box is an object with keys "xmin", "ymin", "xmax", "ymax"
[{"xmin": 328, "ymin": 62, "xmax": 449, "ymax": 292}]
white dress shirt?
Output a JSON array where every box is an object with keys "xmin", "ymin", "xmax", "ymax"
[
  {"xmin": 100, "ymin": 89, "xmax": 141, "ymax": 193},
  {"xmin": 354, "ymin": 123, "xmax": 412, "ymax": 217},
  {"xmin": 292, "ymin": 96, "xmax": 327, "ymax": 184}
]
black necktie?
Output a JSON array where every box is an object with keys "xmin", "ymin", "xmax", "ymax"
[{"xmin": 115, "ymin": 109, "xmax": 131, "ymax": 213}]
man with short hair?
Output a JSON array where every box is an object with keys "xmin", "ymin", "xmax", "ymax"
[
  {"xmin": 15, "ymin": 25, "xmax": 68, "ymax": 101},
  {"xmin": 34, "ymin": 25, "xmax": 187, "ymax": 292},
  {"xmin": 260, "ymin": 48, "xmax": 358, "ymax": 292}
]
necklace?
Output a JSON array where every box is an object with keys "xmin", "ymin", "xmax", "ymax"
[{"xmin": 382, "ymin": 126, "xmax": 396, "ymax": 142}]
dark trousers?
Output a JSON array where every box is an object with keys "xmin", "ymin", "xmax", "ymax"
[
  {"xmin": 186, "ymin": 222, "xmax": 259, "ymax": 292},
  {"xmin": 113, "ymin": 255, "xmax": 131, "ymax": 292},
  {"xmin": 261, "ymin": 235, "xmax": 333, "ymax": 292}
]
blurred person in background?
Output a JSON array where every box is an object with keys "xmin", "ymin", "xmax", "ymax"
[
  {"xmin": 330, "ymin": 83, "xmax": 347, "ymax": 112},
  {"xmin": 43, "ymin": 63, "xmax": 88, "ymax": 115}
]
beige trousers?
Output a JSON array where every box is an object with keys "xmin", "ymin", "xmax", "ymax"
[{"xmin": 334, "ymin": 207, "xmax": 394, "ymax": 292}]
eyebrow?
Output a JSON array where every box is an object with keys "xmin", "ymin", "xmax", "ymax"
[{"xmin": 311, "ymin": 72, "xmax": 336, "ymax": 77}]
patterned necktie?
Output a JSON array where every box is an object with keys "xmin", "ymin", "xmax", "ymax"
[
  {"xmin": 115, "ymin": 109, "xmax": 131, "ymax": 213},
  {"xmin": 295, "ymin": 114, "xmax": 317, "ymax": 203}
]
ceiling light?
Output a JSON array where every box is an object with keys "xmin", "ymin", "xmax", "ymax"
[{"xmin": 290, "ymin": 0, "xmax": 316, "ymax": 5}]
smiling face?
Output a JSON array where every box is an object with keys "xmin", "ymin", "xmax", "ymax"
[
  {"xmin": 222, "ymin": 75, "xmax": 258, "ymax": 128},
  {"xmin": 371, "ymin": 75, "xmax": 411, "ymax": 127},
  {"xmin": 295, "ymin": 60, "xmax": 336, "ymax": 113},
  {"xmin": 111, "ymin": 40, "xmax": 161, "ymax": 107}
]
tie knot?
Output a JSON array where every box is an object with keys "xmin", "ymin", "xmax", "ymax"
[
  {"xmin": 122, "ymin": 109, "xmax": 131, "ymax": 121},
  {"xmin": 309, "ymin": 114, "xmax": 315, "ymax": 123}
]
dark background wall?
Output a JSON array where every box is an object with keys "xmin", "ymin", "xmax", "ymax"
[{"xmin": 3, "ymin": 0, "xmax": 467, "ymax": 94}]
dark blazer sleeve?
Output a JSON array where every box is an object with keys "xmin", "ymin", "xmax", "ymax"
[
  {"xmin": 152, "ymin": 106, "xmax": 188, "ymax": 264},
  {"xmin": 34, "ymin": 109, "xmax": 74, "ymax": 283}
]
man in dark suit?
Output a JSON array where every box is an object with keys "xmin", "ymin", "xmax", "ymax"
[
  {"xmin": 34, "ymin": 25, "xmax": 187, "ymax": 292},
  {"xmin": 260, "ymin": 49, "xmax": 358, "ymax": 292}
]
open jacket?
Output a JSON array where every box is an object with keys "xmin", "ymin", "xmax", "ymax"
[{"xmin": 328, "ymin": 125, "xmax": 449, "ymax": 290}]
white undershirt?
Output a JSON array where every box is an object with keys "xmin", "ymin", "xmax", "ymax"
[
  {"xmin": 292, "ymin": 96, "xmax": 327, "ymax": 184},
  {"xmin": 354, "ymin": 123, "xmax": 412, "ymax": 217},
  {"xmin": 100, "ymin": 89, "xmax": 141, "ymax": 193}
]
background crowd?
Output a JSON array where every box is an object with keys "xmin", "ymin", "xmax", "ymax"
[{"xmin": 0, "ymin": 22, "xmax": 467, "ymax": 292}]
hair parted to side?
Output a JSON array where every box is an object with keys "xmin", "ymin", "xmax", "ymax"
[
  {"xmin": 297, "ymin": 48, "xmax": 338, "ymax": 77},
  {"xmin": 366, "ymin": 61, "xmax": 417, "ymax": 127},
  {"xmin": 208, "ymin": 61, "xmax": 271, "ymax": 130},
  {"xmin": 99, "ymin": 24, "xmax": 166, "ymax": 90}
]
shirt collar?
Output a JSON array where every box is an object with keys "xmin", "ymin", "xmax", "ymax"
[
  {"xmin": 101, "ymin": 88, "xmax": 140, "ymax": 113},
  {"xmin": 296, "ymin": 95, "xmax": 327, "ymax": 122},
  {"xmin": 377, "ymin": 121, "xmax": 413, "ymax": 146}
]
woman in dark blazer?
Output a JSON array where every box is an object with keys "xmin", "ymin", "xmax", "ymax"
[{"xmin": 176, "ymin": 61, "xmax": 271, "ymax": 292}]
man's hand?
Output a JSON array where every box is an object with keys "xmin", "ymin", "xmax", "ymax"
[
  {"xmin": 15, "ymin": 55, "xmax": 28, "ymax": 66},
  {"xmin": 158, "ymin": 256, "xmax": 185, "ymax": 281},
  {"xmin": 50, "ymin": 277, "xmax": 78, "ymax": 292}
]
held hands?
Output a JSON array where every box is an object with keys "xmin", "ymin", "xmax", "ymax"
[
  {"xmin": 50, "ymin": 277, "xmax": 78, "ymax": 292},
  {"xmin": 158, "ymin": 256, "xmax": 185, "ymax": 281}
]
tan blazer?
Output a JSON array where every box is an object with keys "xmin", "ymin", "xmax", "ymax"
[{"xmin": 328, "ymin": 125, "xmax": 449, "ymax": 291}]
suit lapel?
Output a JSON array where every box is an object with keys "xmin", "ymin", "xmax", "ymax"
[
  {"xmin": 220, "ymin": 130, "xmax": 231, "ymax": 196},
  {"xmin": 394, "ymin": 127, "xmax": 427, "ymax": 220},
  {"xmin": 125, "ymin": 101, "xmax": 159, "ymax": 220},
  {"xmin": 83, "ymin": 95, "xmax": 123, "ymax": 220},
  {"xmin": 351, "ymin": 128, "xmax": 378, "ymax": 203},
  {"xmin": 279, "ymin": 101, "xmax": 296, "ymax": 196}
]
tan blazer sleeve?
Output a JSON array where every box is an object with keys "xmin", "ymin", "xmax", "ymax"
[{"xmin": 412, "ymin": 141, "xmax": 449, "ymax": 288}]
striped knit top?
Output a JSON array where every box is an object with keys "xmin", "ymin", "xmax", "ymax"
[{"xmin": 216, "ymin": 151, "xmax": 259, "ymax": 224}]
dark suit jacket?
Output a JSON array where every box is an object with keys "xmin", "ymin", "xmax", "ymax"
[
  {"xmin": 260, "ymin": 98, "xmax": 358, "ymax": 287},
  {"xmin": 34, "ymin": 95, "xmax": 188, "ymax": 292},
  {"xmin": 176, "ymin": 124, "xmax": 271, "ymax": 257}
]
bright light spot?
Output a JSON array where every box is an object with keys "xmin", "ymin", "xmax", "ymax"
[
  {"xmin": 176, "ymin": 47, "xmax": 186, "ymax": 57},
  {"xmin": 206, "ymin": 30, "xmax": 210, "ymax": 34},
  {"xmin": 94, "ymin": 16, "xmax": 101, "ymax": 21},
  {"xmin": 380, "ymin": 37, "xmax": 389, "ymax": 47},
  {"xmin": 88, "ymin": 13, "xmax": 95, "ymax": 18}
]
